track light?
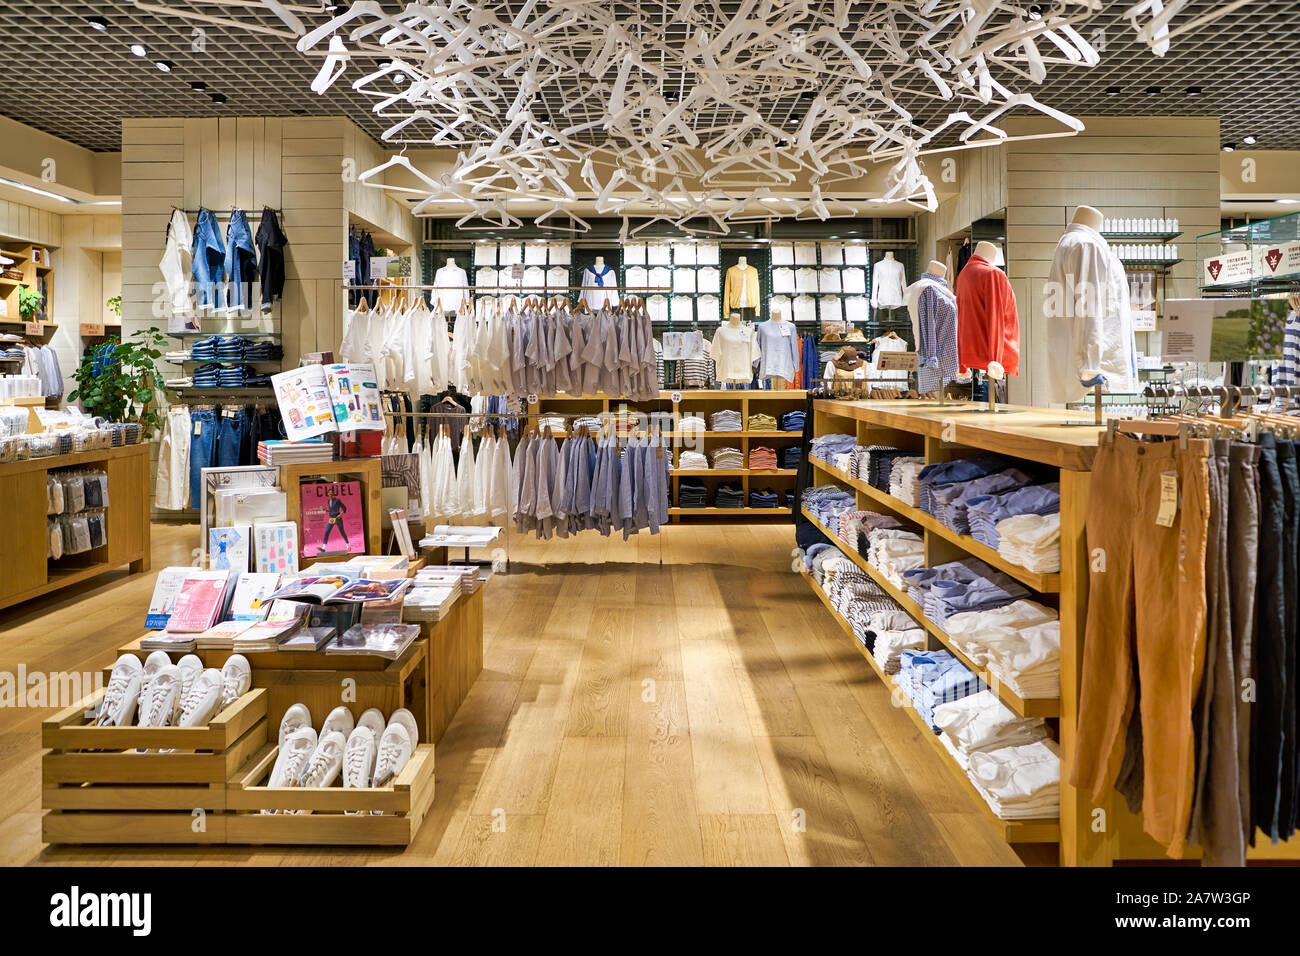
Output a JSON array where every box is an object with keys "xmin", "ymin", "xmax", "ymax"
[
  {"xmin": 1145, "ymin": 85, "xmax": 1161, "ymax": 94},
  {"xmin": 130, "ymin": 43, "xmax": 147, "ymax": 57},
  {"xmin": 1105, "ymin": 86, "xmax": 1121, "ymax": 95},
  {"xmin": 210, "ymin": 92, "xmax": 226, "ymax": 105},
  {"xmin": 156, "ymin": 60, "xmax": 172, "ymax": 73},
  {"xmin": 1222, "ymin": 143, "xmax": 1236, "ymax": 152},
  {"xmin": 1243, "ymin": 134, "xmax": 1258, "ymax": 145},
  {"xmin": 86, "ymin": 16, "xmax": 108, "ymax": 30},
  {"xmin": 190, "ymin": 80, "xmax": 206, "ymax": 92},
  {"xmin": 1185, "ymin": 86, "xmax": 1202, "ymax": 96}
]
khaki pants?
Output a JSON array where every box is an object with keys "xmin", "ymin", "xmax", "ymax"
[{"xmin": 1072, "ymin": 435, "xmax": 1210, "ymax": 857}]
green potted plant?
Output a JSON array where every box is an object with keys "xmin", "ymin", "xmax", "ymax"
[
  {"xmin": 18, "ymin": 287, "xmax": 44, "ymax": 323},
  {"xmin": 106, "ymin": 295, "xmax": 121, "ymax": 319},
  {"xmin": 68, "ymin": 326, "xmax": 169, "ymax": 435}
]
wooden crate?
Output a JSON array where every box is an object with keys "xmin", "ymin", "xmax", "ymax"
[
  {"xmin": 41, "ymin": 688, "xmax": 269, "ymax": 845},
  {"xmin": 224, "ymin": 742, "xmax": 435, "ymax": 845}
]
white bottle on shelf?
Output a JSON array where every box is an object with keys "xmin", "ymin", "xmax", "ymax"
[{"xmin": 1172, "ymin": 217, "xmax": 1179, "ymax": 234}]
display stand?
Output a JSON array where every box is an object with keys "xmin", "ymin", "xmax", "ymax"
[
  {"xmin": 280, "ymin": 457, "xmax": 383, "ymax": 567},
  {"xmin": 0, "ymin": 442, "xmax": 151, "ymax": 611}
]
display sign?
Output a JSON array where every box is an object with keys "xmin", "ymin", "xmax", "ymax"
[
  {"xmin": 1161, "ymin": 297, "xmax": 1287, "ymax": 362},
  {"xmin": 24, "ymin": 321, "xmax": 42, "ymax": 336},
  {"xmin": 670, "ymin": 391, "xmax": 682, "ymax": 403},
  {"xmin": 343, "ymin": 260, "xmax": 356, "ymax": 281},
  {"xmin": 369, "ymin": 256, "xmax": 391, "ymax": 276},
  {"xmin": 1201, "ymin": 250, "xmax": 1252, "ymax": 287},
  {"xmin": 1162, "ymin": 299, "xmax": 1217, "ymax": 362},
  {"xmin": 79, "ymin": 322, "xmax": 105, "ymax": 337},
  {"xmin": 1254, "ymin": 239, "xmax": 1300, "ymax": 280},
  {"xmin": 1131, "ymin": 310, "xmax": 1158, "ymax": 333},
  {"xmin": 511, "ymin": 263, "xmax": 525, "ymax": 282},
  {"xmin": 877, "ymin": 351, "xmax": 919, "ymax": 372}
]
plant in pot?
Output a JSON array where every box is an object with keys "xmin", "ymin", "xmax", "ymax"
[
  {"xmin": 68, "ymin": 326, "xmax": 170, "ymax": 436},
  {"xmin": 18, "ymin": 287, "xmax": 44, "ymax": 323}
]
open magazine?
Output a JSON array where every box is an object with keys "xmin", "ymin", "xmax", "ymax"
[{"xmin": 266, "ymin": 575, "xmax": 411, "ymax": 605}]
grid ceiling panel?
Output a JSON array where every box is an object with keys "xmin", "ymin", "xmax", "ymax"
[{"xmin": 0, "ymin": 1, "xmax": 1294, "ymax": 153}]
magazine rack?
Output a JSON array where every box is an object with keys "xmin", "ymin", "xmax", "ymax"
[{"xmin": 280, "ymin": 458, "xmax": 383, "ymax": 568}]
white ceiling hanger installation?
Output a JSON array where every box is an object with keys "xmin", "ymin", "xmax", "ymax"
[{"xmin": 137, "ymin": 0, "xmax": 1246, "ymax": 234}]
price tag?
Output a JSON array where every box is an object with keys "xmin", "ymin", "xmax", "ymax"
[
  {"xmin": 1132, "ymin": 310, "xmax": 1157, "ymax": 333},
  {"xmin": 739, "ymin": 327, "xmax": 752, "ymax": 342},
  {"xmin": 511, "ymin": 264, "xmax": 525, "ymax": 282},
  {"xmin": 79, "ymin": 322, "xmax": 105, "ymax": 337},
  {"xmin": 194, "ymin": 421, "xmax": 202, "ymax": 436},
  {"xmin": 670, "ymin": 391, "xmax": 682, "ymax": 403},
  {"xmin": 24, "ymin": 321, "xmax": 42, "ymax": 336},
  {"xmin": 1156, "ymin": 472, "xmax": 1178, "ymax": 527},
  {"xmin": 877, "ymin": 351, "xmax": 919, "ymax": 372},
  {"xmin": 343, "ymin": 260, "xmax": 356, "ymax": 281},
  {"xmin": 780, "ymin": 324, "xmax": 792, "ymax": 336}
]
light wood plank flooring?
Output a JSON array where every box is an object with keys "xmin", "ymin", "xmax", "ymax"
[{"xmin": 0, "ymin": 521, "xmax": 1041, "ymax": 866}]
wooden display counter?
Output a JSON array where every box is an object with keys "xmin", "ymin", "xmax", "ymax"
[{"xmin": 0, "ymin": 442, "xmax": 151, "ymax": 611}]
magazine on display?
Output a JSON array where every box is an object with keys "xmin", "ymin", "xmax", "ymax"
[
  {"xmin": 164, "ymin": 570, "xmax": 238, "ymax": 633},
  {"xmin": 254, "ymin": 521, "xmax": 300, "ymax": 574},
  {"xmin": 270, "ymin": 365, "xmax": 337, "ymax": 442},
  {"xmin": 267, "ymin": 575, "xmax": 411, "ymax": 605},
  {"xmin": 227, "ymin": 572, "xmax": 282, "ymax": 621},
  {"xmin": 324, "ymin": 362, "xmax": 384, "ymax": 432},
  {"xmin": 325, "ymin": 623, "xmax": 421, "ymax": 660},
  {"xmin": 144, "ymin": 567, "xmax": 193, "ymax": 629},
  {"xmin": 208, "ymin": 525, "xmax": 251, "ymax": 572},
  {"xmin": 300, "ymin": 481, "xmax": 366, "ymax": 557}
]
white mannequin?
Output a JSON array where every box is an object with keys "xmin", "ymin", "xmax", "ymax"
[
  {"xmin": 926, "ymin": 259, "xmax": 947, "ymax": 279},
  {"xmin": 728, "ymin": 311, "xmax": 742, "ymax": 327},
  {"xmin": 768, "ymin": 307, "xmax": 789, "ymax": 388},
  {"xmin": 974, "ymin": 240, "xmax": 1000, "ymax": 261},
  {"xmin": 884, "ymin": 251, "xmax": 895, "ymax": 262},
  {"xmin": 1071, "ymin": 205, "xmax": 1104, "ymax": 232},
  {"xmin": 737, "ymin": 256, "xmax": 747, "ymax": 269},
  {"xmin": 594, "ymin": 256, "xmax": 605, "ymax": 269},
  {"xmin": 445, "ymin": 257, "xmax": 456, "ymax": 268}
]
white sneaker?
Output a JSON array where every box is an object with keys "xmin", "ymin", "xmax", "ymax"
[
  {"xmin": 95, "ymin": 654, "xmax": 143, "ymax": 726},
  {"xmin": 177, "ymin": 668, "xmax": 223, "ymax": 726},
  {"xmin": 137, "ymin": 664, "xmax": 182, "ymax": 727},
  {"xmin": 321, "ymin": 705, "xmax": 355, "ymax": 740},
  {"xmin": 176, "ymin": 654, "xmax": 203, "ymax": 710},
  {"xmin": 386, "ymin": 707, "xmax": 419, "ymax": 747},
  {"xmin": 372, "ymin": 722, "xmax": 413, "ymax": 787},
  {"xmin": 219, "ymin": 654, "xmax": 252, "ymax": 708},
  {"xmin": 270, "ymin": 727, "xmax": 318, "ymax": 788},
  {"xmin": 136, "ymin": 651, "xmax": 173, "ymax": 725},
  {"xmin": 278, "ymin": 703, "xmax": 312, "ymax": 748},
  {"xmin": 298, "ymin": 730, "xmax": 346, "ymax": 788},
  {"xmin": 343, "ymin": 725, "xmax": 377, "ymax": 789},
  {"xmin": 356, "ymin": 707, "xmax": 385, "ymax": 741}
]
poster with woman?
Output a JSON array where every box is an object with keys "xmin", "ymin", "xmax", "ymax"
[{"xmin": 299, "ymin": 480, "xmax": 365, "ymax": 557}]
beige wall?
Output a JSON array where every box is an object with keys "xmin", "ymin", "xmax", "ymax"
[
  {"xmin": 918, "ymin": 145, "xmax": 1008, "ymax": 267},
  {"xmin": 0, "ymin": 115, "xmax": 119, "ymax": 199},
  {"xmin": 1001, "ymin": 116, "xmax": 1220, "ymax": 405},
  {"xmin": 343, "ymin": 122, "xmax": 418, "ymax": 248}
]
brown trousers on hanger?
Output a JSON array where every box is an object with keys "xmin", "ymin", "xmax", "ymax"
[{"xmin": 1071, "ymin": 434, "xmax": 1210, "ymax": 857}]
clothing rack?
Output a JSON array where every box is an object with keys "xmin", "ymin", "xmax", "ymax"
[
  {"xmin": 175, "ymin": 206, "xmax": 282, "ymax": 215},
  {"xmin": 342, "ymin": 284, "xmax": 673, "ymax": 292}
]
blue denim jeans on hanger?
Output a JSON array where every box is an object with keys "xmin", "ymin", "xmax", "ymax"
[
  {"xmin": 192, "ymin": 208, "xmax": 226, "ymax": 312},
  {"xmin": 224, "ymin": 210, "xmax": 257, "ymax": 313},
  {"xmin": 189, "ymin": 407, "xmax": 219, "ymax": 509},
  {"xmin": 216, "ymin": 407, "xmax": 250, "ymax": 468}
]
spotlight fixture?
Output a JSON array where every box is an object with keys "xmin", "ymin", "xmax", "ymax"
[
  {"xmin": 190, "ymin": 80, "xmax": 206, "ymax": 92},
  {"xmin": 130, "ymin": 43, "xmax": 147, "ymax": 57},
  {"xmin": 1222, "ymin": 143, "xmax": 1236, "ymax": 152},
  {"xmin": 1145, "ymin": 85, "xmax": 1161, "ymax": 94},
  {"xmin": 1105, "ymin": 86, "xmax": 1121, "ymax": 95},
  {"xmin": 86, "ymin": 16, "xmax": 108, "ymax": 30},
  {"xmin": 1185, "ymin": 85, "xmax": 1202, "ymax": 95},
  {"xmin": 210, "ymin": 92, "xmax": 226, "ymax": 105},
  {"xmin": 156, "ymin": 60, "xmax": 172, "ymax": 73},
  {"xmin": 1243, "ymin": 134, "xmax": 1258, "ymax": 145}
]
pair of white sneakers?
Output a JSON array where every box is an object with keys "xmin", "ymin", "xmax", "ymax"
[
  {"xmin": 96, "ymin": 651, "xmax": 252, "ymax": 728},
  {"xmin": 268, "ymin": 704, "xmax": 417, "ymax": 798}
]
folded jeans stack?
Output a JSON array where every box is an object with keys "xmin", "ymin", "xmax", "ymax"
[
  {"xmin": 709, "ymin": 409, "xmax": 742, "ymax": 431},
  {"xmin": 242, "ymin": 339, "xmax": 283, "ymax": 362},
  {"xmin": 933, "ymin": 689, "xmax": 1051, "ymax": 771},
  {"xmin": 749, "ymin": 488, "xmax": 780, "ymax": 508},
  {"xmin": 928, "ymin": 467, "xmax": 1034, "ymax": 535},
  {"xmin": 966, "ymin": 483, "xmax": 1061, "ymax": 549},
  {"xmin": 710, "ymin": 447, "xmax": 745, "ymax": 470},
  {"xmin": 749, "ymin": 446, "xmax": 779, "ymax": 470},
  {"xmin": 192, "ymin": 362, "xmax": 223, "ymax": 389},
  {"xmin": 677, "ymin": 480, "xmax": 708, "ymax": 507},
  {"xmin": 215, "ymin": 336, "xmax": 250, "ymax": 362},
  {"xmin": 779, "ymin": 409, "xmax": 806, "ymax": 432},
  {"xmin": 780, "ymin": 445, "xmax": 803, "ymax": 469},
  {"xmin": 995, "ymin": 512, "xmax": 1062, "ymax": 573},
  {"xmin": 191, "ymin": 336, "xmax": 220, "ymax": 362},
  {"xmin": 714, "ymin": 482, "xmax": 745, "ymax": 508},
  {"xmin": 218, "ymin": 364, "xmax": 254, "ymax": 388}
]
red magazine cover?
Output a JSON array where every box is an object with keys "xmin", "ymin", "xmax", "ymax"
[
  {"xmin": 300, "ymin": 480, "xmax": 365, "ymax": 558},
  {"xmin": 164, "ymin": 572, "xmax": 231, "ymax": 633}
]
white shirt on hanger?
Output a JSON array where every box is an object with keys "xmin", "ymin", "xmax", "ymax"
[
  {"xmin": 794, "ymin": 242, "xmax": 818, "ymax": 265},
  {"xmin": 844, "ymin": 296, "xmax": 870, "ymax": 325},
  {"xmin": 432, "ymin": 264, "xmax": 468, "ymax": 313},
  {"xmin": 672, "ymin": 242, "xmax": 696, "ymax": 266},
  {"xmin": 795, "ymin": 267, "xmax": 819, "ymax": 294},
  {"xmin": 772, "ymin": 267, "xmax": 795, "ymax": 294},
  {"xmin": 697, "ymin": 266, "xmax": 721, "ymax": 293},
  {"xmin": 842, "ymin": 267, "xmax": 867, "ymax": 294},
  {"xmin": 671, "ymin": 295, "xmax": 694, "ymax": 323},
  {"xmin": 475, "ymin": 267, "xmax": 497, "ymax": 297},
  {"xmin": 475, "ymin": 243, "xmax": 497, "ymax": 266},
  {"xmin": 546, "ymin": 266, "xmax": 568, "ymax": 290},
  {"xmin": 673, "ymin": 269, "xmax": 696, "ymax": 294},
  {"xmin": 624, "ymin": 243, "xmax": 647, "ymax": 265},
  {"xmin": 792, "ymin": 294, "xmax": 817, "ymax": 324},
  {"xmin": 819, "ymin": 269, "xmax": 842, "ymax": 293},
  {"xmin": 772, "ymin": 244, "xmax": 795, "ymax": 266},
  {"xmin": 844, "ymin": 245, "xmax": 869, "ymax": 266},
  {"xmin": 871, "ymin": 257, "xmax": 908, "ymax": 308},
  {"xmin": 549, "ymin": 243, "xmax": 571, "ymax": 266},
  {"xmin": 696, "ymin": 243, "xmax": 720, "ymax": 265},
  {"xmin": 647, "ymin": 244, "xmax": 671, "ymax": 265},
  {"xmin": 819, "ymin": 243, "xmax": 844, "ymax": 265},
  {"xmin": 697, "ymin": 294, "xmax": 721, "ymax": 324},
  {"xmin": 524, "ymin": 242, "xmax": 548, "ymax": 265},
  {"xmin": 820, "ymin": 296, "xmax": 843, "ymax": 324}
]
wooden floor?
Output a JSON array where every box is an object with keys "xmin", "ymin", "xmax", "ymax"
[{"xmin": 0, "ymin": 521, "xmax": 1043, "ymax": 866}]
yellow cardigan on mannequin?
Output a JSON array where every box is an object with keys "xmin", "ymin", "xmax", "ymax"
[{"xmin": 723, "ymin": 263, "xmax": 760, "ymax": 311}]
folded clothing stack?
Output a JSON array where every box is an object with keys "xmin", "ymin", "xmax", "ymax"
[
  {"xmin": 679, "ymin": 415, "xmax": 707, "ymax": 433},
  {"xmin": 710, "ymin": 446, "xmax": 745, "ymax": 469},
  {"xmin": 192, "ymin": 362, "xmax": 223, "ymax": 388},
  {"xmin": 946, "ymin": 600, "xmax": 1061, "ymax": 699},
  {"xmin": 896, "ymin": 649, "xmax": 988, "ymax": 732},
  {"xmin": 748, "ymin": 412, "xmax": 777, "ymax": 431},
  {"xmin": 677, "ymin": 480, "xmax": 708, "ymax": 507},
  {"xmin": 573, "ymin": 416, "xmax": 603, "ymax": 432},
  {"xmin": 903, "ymin": 558, "xmax": 1031, "ymax": 629},
  {"xmin": 809, "ymin": 432, "xmax": 856, "ymax": 466},
  {"xmin": 929, "ymin": 467, "xmax": 1034, "ymax": 535},
  {"xmin": 677, "ymin": 449, "xmax": 709, "ymax": 470},
  {"xmin": 779, "ymin": 409, "xmax": 806, "ymax": 432},
  {"xmin": 709, "ymin": 409, "xmax": 742, "ymax": 431},
  {"xmin": 779, "ymin": 445, "xmax": 803, "ymax": 469},
  {"xmin": 191, "ymin": 336, "xmax": 220, "ymax": 362},
  {"xmin": 215, "ymin": 336, "xmax": 250, "ymax": 362},
  {"xmin": 996, "ymin": 512, "xmax": 1062, "ymax": 573},
  {"xmin": 852, "ymin": 445, "xmax": 914, "ymax": 491},
  {"xmin": 749, "ymin": 488, "xmax": 780, "ymax": 508},
  {"xmin": 967, "ymin": 739, "xmax": 1062, "ymax": 820},
  {"xmin": 866, "ymin": 528, "xmax": 925, "ymax": 589},
  {"xmin": 916, "ymin": 454, "xmax": 1012, "ymax": 515},
  {"xmin": 801, "ymin": 484, "xmax": 855, "ymax": 527},
  {"xmin": 242, "ymin": 339, "xmax": 284, "ymax": 361},
  {"xmin": 839, "ymin": 510, "xmax": 900, "ymax": 556},
  {"xmin": 218, "ymin": 364, "xmax": 255, "ymax": 388},
  {"xmin": 714, "ymin": 482, "xmax": 746, "ymax": 508},
  {"xmin": 749, "ymin": 446, "xmax": 779, "ymax": 470},
  {"xmin": 933, "ymin": 690, "xmax": 1051, "ymax": 771},
  {"xmin": 870, "ymin": 609, "xmax": 926, "ymax": 673},
  {"xmin": 890, "ymin": 458, "xmax": 926, "ymax": 505},
  {"xmin": 967, "ymin": 483, "xmax": 1061, "ymax": 549}
]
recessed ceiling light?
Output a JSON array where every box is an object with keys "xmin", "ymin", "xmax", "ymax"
[
  {"xmin": 210, "ymin": 92, "xmax": 226, "ymax": 105},
  {"xmin": 0, "ymin": 176, "xmax": 74, "ymax": 203},
  {"xmin": 1145, "ymin": 85, "xmax": 1161, "ymax": 94},
  {"xmin": 190, "ymin": 80, "xmax": 206, "ymax": 92},
  {"xmin": 156, "ymin": 60, "xmax": 172, "ymax": 73},
  {"xmin": 1222, "ymin": 143, "xmax": 1236, "ymax": 152},
  {"xmin": 130, "ymin": 43, "xmax": 147, "ymax": 57},
  {"xmin": 1278, "ymin": 199, "xmax": 1300, "ymax": 205},
  {"xmin": 1105, "ymin": 86, "xmax": 1121, "ymax": 95},
  {"xmin": 1243, "ymin": 134, "xmax": 1258, "ymax": 145},
  {"xmin": 86, "ymin": 16, "xmax": 108, "ymax": 30},
  {"xmin": 1185, "ymin": 86, "xmax": 1202, "ymax": 96}
]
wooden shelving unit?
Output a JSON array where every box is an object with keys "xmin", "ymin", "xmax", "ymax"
[
  {"xmin": 0, "ymin": 243, "xmax": 52, "ymax": 329},
  {"xmin": 531, "ymin": 389, "xmax": 806, "ymax": 520}
]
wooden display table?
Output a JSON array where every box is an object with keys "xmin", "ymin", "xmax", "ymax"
[{"xmin": 0, "ymin": 442, "xmax": 151, "ymax": 611}]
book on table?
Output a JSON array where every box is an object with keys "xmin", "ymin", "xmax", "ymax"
[
  {"xmin": 164, "ymin": 570, "xmax": 239, "ymax": 633},
  {"xmin": 266, "ymin": 575, "xmax": 410, "ymax": 605},
  {"xmin": 324, "ymin": 623, "xmax": 421, "ymax": 661}
]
